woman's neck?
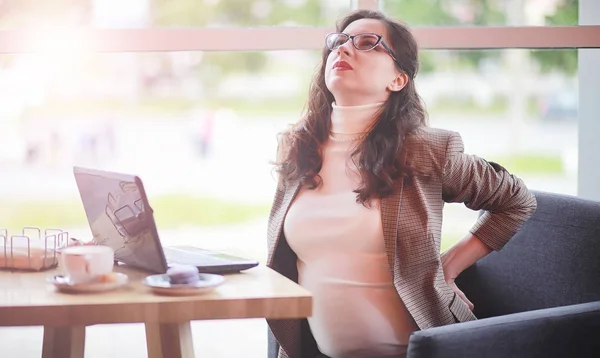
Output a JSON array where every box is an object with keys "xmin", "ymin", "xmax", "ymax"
[{"xmin": 330, "ymin": 101, "xmax": 384, "ymax": 135}]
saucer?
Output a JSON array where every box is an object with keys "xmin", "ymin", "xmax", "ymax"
[
  {"xmin": 143, "ymin": 273, "xmax": 224, "ymax": 296},
  {"xmin": 48, "ymin": 273, "xmax": 128, "ymax": 294}
]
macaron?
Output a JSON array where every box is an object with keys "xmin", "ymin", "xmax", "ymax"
[{"xmin": 166, "ymin": 265, "xmax": 199, "ymax": 285}]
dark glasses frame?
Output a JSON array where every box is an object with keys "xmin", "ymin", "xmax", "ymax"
[{"xmin": 325, "ymin": 32, "xmax": 402, "ymax": 70}]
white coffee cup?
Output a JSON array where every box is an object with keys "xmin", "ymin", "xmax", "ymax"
[{"xmin": 60, "ymin": 245, "xmax": 115, "ymax": 284}]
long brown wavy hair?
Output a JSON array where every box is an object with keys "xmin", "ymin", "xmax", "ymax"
[{"xmin": 275, "ymin": 9, "xmax": 427, "ymax": 205}]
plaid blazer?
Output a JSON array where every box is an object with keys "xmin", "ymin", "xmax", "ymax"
[{"xmin": 266, "ymin": 127, "xmax": 537, "ymax": 358}]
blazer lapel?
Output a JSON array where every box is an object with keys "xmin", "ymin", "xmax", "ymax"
[
  {"xmin": 380, "ymin": 151, "xmax": 408, "ymax": 280},
  {"xmin": 381, "ymin": 180, "xmax": 404, "ymax": 280},
  {"xmin": 267, "ymin": 181, "xmax": 300, "ymax": 267},
  {"xmin": 266, "ymin": 180, "xmax": 303, "ymax": 358}
]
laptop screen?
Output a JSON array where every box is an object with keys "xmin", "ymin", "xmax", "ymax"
[{"xmin": 73, "ymin": 167, "xmax": 168, "ymax": 273}]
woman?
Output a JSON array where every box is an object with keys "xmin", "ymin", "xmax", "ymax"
[{"xmin": 267, "ymin": 9, "xmax": 536, "ymax": 358}]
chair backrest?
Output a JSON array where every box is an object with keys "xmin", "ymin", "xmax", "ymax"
[{"xmin": 456, "ymin": 190, "xmax": 600, "ymax": 319}]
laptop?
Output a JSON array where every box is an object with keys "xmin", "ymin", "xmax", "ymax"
[{"xmin": 72, "ymin": 166, "xmax": 259, "ymax": 274}]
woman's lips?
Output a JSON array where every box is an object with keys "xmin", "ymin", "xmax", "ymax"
[{"xmin": 332, "ymin": 60, "xmax": 353, "ymax": 70}]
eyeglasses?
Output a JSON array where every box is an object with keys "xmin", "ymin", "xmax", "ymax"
[{"xmin": 325, "ymin": 32, "xmax": 401, "ymax": 69}]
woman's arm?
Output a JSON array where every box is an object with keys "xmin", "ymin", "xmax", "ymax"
[
  {"xmin": 440, "ymin": 132, "xmax": 537, "ymax": 309},
  {"xmin": 440, "ymin": 233, "xmax": 492, "ymax": 310},
  {"xmin": 442, "ymin": 132, "xmax": 537, "ymax": 251}
]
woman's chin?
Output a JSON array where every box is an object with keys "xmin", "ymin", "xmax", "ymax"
[{"xmin": 326, "ymin": 78, "xmax": 359, "ymax": 96}]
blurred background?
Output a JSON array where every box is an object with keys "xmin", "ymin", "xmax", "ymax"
[{"xmin": 0, "ymin": 0, "xmax": 580, "ymax": 357}]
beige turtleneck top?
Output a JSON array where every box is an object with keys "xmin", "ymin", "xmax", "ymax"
[{"xmin": 283, "ymin": 102, "xmax": 418, "ymax": 358}]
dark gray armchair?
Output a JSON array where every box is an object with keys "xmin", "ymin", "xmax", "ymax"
[{"xmin": 408, "ymin": 190, "xmax": 600, "ymax": 358}]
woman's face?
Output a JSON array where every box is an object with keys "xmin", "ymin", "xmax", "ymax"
[{"xmin": 325, "ymin": 18, "xmax": 404, "ymax": 106}]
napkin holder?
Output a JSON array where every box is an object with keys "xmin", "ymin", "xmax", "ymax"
[{"xmin": 0, "ymin": 227, "xmax": 68, "ymax": 271}]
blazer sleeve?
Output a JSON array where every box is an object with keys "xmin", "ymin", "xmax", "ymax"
[{"xmin": 441, "ymin": 131, "xmax": 537, "ymax": 251}]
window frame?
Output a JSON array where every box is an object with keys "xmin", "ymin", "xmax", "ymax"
[{"xmin": 0, "ymin": 0, "xmax": 598, "ymax": 53}]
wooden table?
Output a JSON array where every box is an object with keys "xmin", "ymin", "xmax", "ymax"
[{"xmin": 0, "ymin": 264, "xmax": 312, "ymax": 358}]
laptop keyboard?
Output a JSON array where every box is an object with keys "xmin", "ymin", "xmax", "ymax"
[{"xmin": 163, "ymin": 247, "xmax": 226, "ymax": 266}]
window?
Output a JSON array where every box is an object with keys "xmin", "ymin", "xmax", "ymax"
[{"xmin": 0, "ymin": 46, "xmax": 579, "ymax": 264}]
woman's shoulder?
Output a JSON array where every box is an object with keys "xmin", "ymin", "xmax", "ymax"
[
  {"xmin": 404, "ymin": 126, "xmax": 462, "ymax": 176},
  {"xmin": 405, "ymin": 126, "xmax": 461, "ymax": 153},
  {"xmin": 406, "ymin": 126, "xmax": 459, "ymax": 144}
]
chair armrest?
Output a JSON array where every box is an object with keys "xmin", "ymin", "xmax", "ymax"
[{"xmin": 407, "ymin": 301, "xmax": 600, "ymax": 358}]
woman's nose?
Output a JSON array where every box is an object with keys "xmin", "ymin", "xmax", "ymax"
[{"xmin": 337, "ymin": 39, "xmax": 353, "ymax": 56}]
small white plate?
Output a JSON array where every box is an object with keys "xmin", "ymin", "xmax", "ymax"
[
  {"xmin": 48, "ymin": 273, "xmax": 128, "ymax": 294},
  {"xmin": 143, "ymin": 273, "xmax": 225, "ymax": 296}
]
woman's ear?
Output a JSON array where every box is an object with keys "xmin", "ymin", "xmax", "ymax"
[{"xmin": 387, "ymin": 72, "xmax": 408, "ymax": 92}]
